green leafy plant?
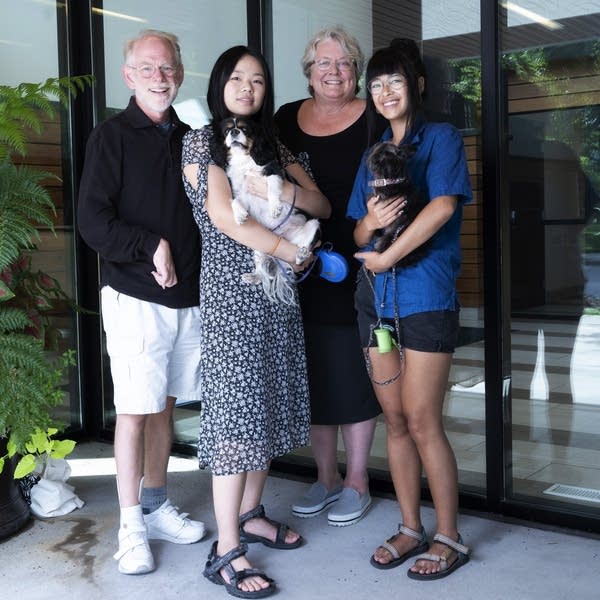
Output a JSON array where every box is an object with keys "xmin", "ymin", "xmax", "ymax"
[
  {"xmin": 0, "ymin": 75, "xmax": 92, "ymax": 473},
  {"xmin": 449, "ymin": 48, "xmax": 552, "ymax": 124},
  {"xmin": 0, "ymin": 253, "xmax": 74, "ymax": 348},
  {"xmin": 0, "ymin": 427, "xmax": 76, "ymax": 479},
  {"xmin": 0, "ymin": 77, "xmax": 93, "ymax": 267},
  {"xmin": 0, "ymin": 77, "xmax": 93, "ymax": 162}
]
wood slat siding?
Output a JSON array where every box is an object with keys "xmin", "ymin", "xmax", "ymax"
[
  {"xmin": 456, "ymin": 58, "xmax": 598, "ymax": 310},
  {"xmin": 457, "ymin": 134, "xmax": 483, "ymax": 308},
  {"xmin": 14, "ymin": 110, "xmax": 64, "ymax": 222},
  {"xmin": 27, "ymin": 230, "xmax": 74, "ymax": 297},
  {"xmin": 508, "ymin": 59, "xmax": 599, "ymax": 113},
  {"xmin": 14, "ymin": 109, "xmax": 68, "ymax": 290}
]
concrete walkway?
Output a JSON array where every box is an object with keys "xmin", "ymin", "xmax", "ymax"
[{"xmin": 1, "ymin": 442, "xmax": 598, "ymax": 599}]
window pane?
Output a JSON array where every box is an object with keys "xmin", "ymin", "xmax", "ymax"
[
  {"xmin": 505, "ymin": 1, "xmax": 600, "ymax": 512},
  {"xmin": 0, "ymin": 1, "xmax": 83, "ymax": 435},
  {"xmin": 98, "ymin": 0, "xmax": 247, "ymax": 126}
]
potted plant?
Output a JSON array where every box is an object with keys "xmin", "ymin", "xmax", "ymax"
[{"xmin": 0, "ymin": 76, "xmax": 92, "ymax": 538}]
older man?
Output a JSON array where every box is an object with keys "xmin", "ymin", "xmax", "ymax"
[{"xmin": 78, "ymin": 30, "xmax": 204, "ymax": 575}]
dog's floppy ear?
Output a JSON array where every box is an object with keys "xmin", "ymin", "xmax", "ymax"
[
  {"xmin": 248, "ymin": 121, "xmax": 278, "ymax": 167},
  {"xmin": 209, "ymin": 118, "xmax": 229, "ymax": 169},
  {"xmin": 366, "ymin": 142, "xmax": 388, "ymax": 174},
  {"xmin": 397, "ymin": 143, "xmax": 416, "ymax": 161}
]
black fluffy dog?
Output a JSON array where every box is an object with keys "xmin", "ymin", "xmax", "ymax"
[{"xmin": 366, "ymin": 141, "xmax": 430, "ymax": 268}]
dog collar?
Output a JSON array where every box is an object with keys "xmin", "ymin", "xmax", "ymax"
[{"xmin": 368, "ymin": 177, "xmax": 406, "ymax": 187}]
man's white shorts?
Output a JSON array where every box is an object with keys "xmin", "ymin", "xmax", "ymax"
[{"xmin": 101, "ymin": 286, "xmax": 201, "ymax": 415}]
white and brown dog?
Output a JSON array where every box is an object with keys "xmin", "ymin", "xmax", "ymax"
[{"xmin": 210, "ymin": 117, "xmax": 320, "ymax": 304}]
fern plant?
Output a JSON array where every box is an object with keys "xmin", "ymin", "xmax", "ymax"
[
  {"xmin": 0, "ymin": 76, "xmax": 92, "ymax": 471},
  {"xmin": 0, "ymin": 77, "xmax": 92, "ymax": 162}
]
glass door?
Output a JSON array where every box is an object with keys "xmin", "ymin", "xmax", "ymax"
[
  {"xmin": 0, "ymin": 0, "xmax": 83, "ymax": 435},
  {"xmin": 92, "ymin": 0, "xmax": 249, "ymax": 444},
  {"xmin": 505, "ymin": 1, "xmax": 600, "ymax": 511},
  {"xmin": 271, "ymin": 0, "xmax": 486, "ymax": 495}
]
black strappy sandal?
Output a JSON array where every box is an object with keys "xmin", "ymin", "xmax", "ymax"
[
  {"xmin": 370, "ymin": 524, "xmax": 429, "ymax": 570},
  {"xmin": 239, "ymin": 504, "xmax": 303, "ymax": 549},
  {"xmin": 203, "ymin": 540, "xmax": 276, "ymax": 598},
  {"xmin": 407, "ymin": 532, "xmax": 470, "ymax": 580}
]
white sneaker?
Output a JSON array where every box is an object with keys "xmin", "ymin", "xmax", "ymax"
[
  {"xmin": 114, "ymin": 526, "xmax": 155, "ymax": 575},
  {"xmin": 144, "ymin": 499, "xmax": 205, "ymax": 544}
]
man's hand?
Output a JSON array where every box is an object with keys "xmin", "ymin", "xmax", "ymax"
[{"xmin": 152, "ymin": 238, "xmax": 178, "ymax": 289}]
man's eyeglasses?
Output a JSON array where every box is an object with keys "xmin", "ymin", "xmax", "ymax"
[
  {"xmin": 126, "ymin": 63, "xmax": 178, "ymax": 79},
  {"xmin": 312, "ymin": 58, "xmax": 355, "ymax": 72},
  {"xmin": 367, "ymin": 75, "xmax": 407, "ymax": 95}
]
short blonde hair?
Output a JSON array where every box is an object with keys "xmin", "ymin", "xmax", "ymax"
[
  {"xmin": 123, "ymin": 29, "xmax": 182, "ymax": 66},
  {"xmin": 301, "ymin": 26, "xmax": 364, "ymax": 96}
]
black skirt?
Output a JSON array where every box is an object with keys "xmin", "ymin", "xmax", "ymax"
[{"xmin": 303, "ymin": 321, "xmax": 381, "ymax": 425}]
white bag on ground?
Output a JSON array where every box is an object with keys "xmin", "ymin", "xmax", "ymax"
[{"xmin": 29, "ymin": 458, "xmax": 85, "ymax": 518}]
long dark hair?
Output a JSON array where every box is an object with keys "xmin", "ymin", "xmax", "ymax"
[
  {"xmin": 365, "ymin": 38, "xmax": 426, "ymax": 145},
  {"xmin": 206, "ymin": 45, "xmax": 278, "ymax": 152}
]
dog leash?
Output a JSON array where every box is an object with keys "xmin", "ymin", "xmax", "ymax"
[
  {"xmin": 269, "ymin": 184, "xmax": 297, "ymax": 233},
  {"xmin": 273, "ymin": 240, "xmax": 331, "ymax": 285},
  {"xmin": 362, "ymin": 264, "xmax": 404, "ymax": 386},
  {"xmin": 268, "ymin": 183, "xmax": 321, "ymax": 283}
]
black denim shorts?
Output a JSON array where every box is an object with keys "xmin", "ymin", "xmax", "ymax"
[{"xmin": 354, "ymin": 268, "xmax": 460, "ymax": 353}]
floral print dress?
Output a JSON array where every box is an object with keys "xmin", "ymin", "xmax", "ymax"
[{"xmin": 182, "ymin": 125, "xmax": 310, "ymax": 475}]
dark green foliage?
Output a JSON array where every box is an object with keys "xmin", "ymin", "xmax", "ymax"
[
  {"xmin": 0, "ymin": 75, "xmax": 92, "ymax": 461},
  {"xmin": 0, "ymin": 162, "xmax": 57, "ymax": 271},
  {"xmin": 0, "ymin": 335, "xmax": 74, "ymax": 453},
  {"xmin": 0, "ymin": 76, "xmax": 93, "ymax": 161}
]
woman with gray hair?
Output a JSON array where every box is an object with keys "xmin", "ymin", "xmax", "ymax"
[{"xmin": 275, "ymin": 26, "xmax": 386, "ymax": 527}]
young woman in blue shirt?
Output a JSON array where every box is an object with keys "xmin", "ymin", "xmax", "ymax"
[{"xmin": 347, "ymin": 39, "xmax": 472, "ymax": 580}]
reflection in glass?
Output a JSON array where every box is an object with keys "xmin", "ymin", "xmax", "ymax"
[
  {"xmin": 269, "ymin": 0, "xmax": 485, "ymax": 493},
  {"xmin": 506, "ymin": 4, "xmax": 600, "ymax": 510}
]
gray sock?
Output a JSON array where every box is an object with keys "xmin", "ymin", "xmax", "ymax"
[{"xmin": 140, "ymin": 485, "xmax": 167, "ymax": 515}]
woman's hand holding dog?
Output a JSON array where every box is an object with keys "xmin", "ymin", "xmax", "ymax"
[
  {"xmin": 353, "ymin": 195, "xmax": 406, "ymax": 272},
  {"xmin": 244, "ymin": 171, "xmax": 269, "ymax": 199},
  {"xmin": 353, "ymin": 195, "xmax": 406, "ymax": 248},
  {"xmin": 367, "ymin": 195, "xmax": 406, "ymax": 229},
  {"xmin": 245, "ymin": 172, "xmax": 296, "ymax": 204},
  {"xmin": 355, "ymin": 195, "xmax": 458, "ymax": 273},
  {"xmin": 354, "ymin": 249, "xmax": 394, "ymax": 273},
  {"xmin": 292, "ymin": 251, "xmax": 315, "ymax": 273},
  {"xmin": 269, "ymin": 236, "xmax": 315, "ymax": 273}
]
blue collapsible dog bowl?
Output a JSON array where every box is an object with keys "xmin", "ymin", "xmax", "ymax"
[{"xmin": 314, "ymin": 247, "xmax": 349, "ymax": 283}]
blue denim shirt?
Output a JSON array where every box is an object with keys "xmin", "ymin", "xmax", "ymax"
[{"xmin": 346, "ymin": 117, "xmax": 472, "ymax": 318}]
